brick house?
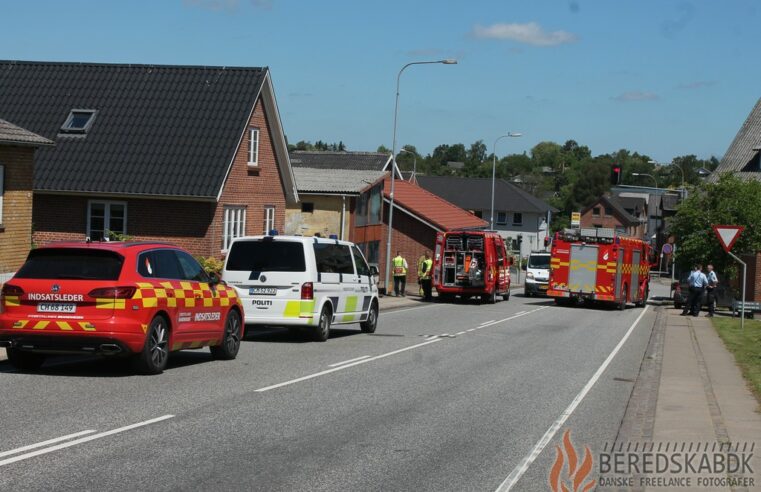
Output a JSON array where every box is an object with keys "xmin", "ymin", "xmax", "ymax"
[
  {"xmin": 0, "ymin": 119, "xmax": 53, "ymax": 281},
  {"xmin": 0, "ymin": 61, "xmax": 297, "ymax": 259},
  {"xmin": 351, "ymin": 176, "xmax": 487, "ymax": 293},
  {"xmin": 285, "ymin": 151, "xmax": 390, "ymax": 239},
  {"xmin": 579, "ymin": 194, "xmax": 646, "ymax": 238}
]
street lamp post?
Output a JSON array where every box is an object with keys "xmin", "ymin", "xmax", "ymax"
[
  {"xmin": 400, "ymin": 148, "xmax": 417, "ymax": 182},
  {"xmin": 632, "ymin": 172, "xmax": 658, "ymax": 189},
  {"xmin": 649, "ymin": 159, "xmax": 684, "ymax": 198},
  {"xmin": 490, "ymin": 133, "xmax": 522, "ymax": 230},
  {"xmin": 384, "ymin": 59, "xmax": 457, "ymax": 295}
]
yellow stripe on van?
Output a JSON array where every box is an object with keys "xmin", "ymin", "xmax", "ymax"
[{"xmin": 284, "ymin": 301, "xmax": 300, "ymax": 318}]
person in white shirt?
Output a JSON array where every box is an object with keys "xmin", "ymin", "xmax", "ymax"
[
  {"xmin": 681, "ymin": 264, "xmax": 708, "ymax": 316},
  {"xmin": 706, "ymin": 264, "xmax": 719, "ymax": 317}
]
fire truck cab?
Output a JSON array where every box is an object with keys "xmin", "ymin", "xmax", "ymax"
[
  {"xmin": 547, "ymin": 228, "xmax": 651, "ymax": 309},
  {"xmin": 433, "ymin": 231, "xmax": 512, "ymax": 303}
]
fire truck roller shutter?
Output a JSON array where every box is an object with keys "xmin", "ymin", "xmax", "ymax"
[
  {"xmin": 614, "ymin": 248, "xmax": 624, "ymax": 299},
  {"xmin": 568, "ymin": 244, "xmax": 598, "ymax": 293},
  {"xmin": 630, "ymin": 249, "xmax": 640, "ymax": 302}
]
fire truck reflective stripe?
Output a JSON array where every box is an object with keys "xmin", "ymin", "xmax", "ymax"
[
  {"xmin": 220, "ymin": 298, "xmax": 230, "ymax": 307},
  {"xmin": 33, "ymin": 321, "xmax": 49, "ymax": 330},
  {"xmin": 143, "ymin": 298, "xmax": 158, "ymax": 308},
  {"xmin": 167, "ymin": 298, "xmax": 177, "ymax": 308},
  {"xmin": 4, "ymin": 296, "xmax": 20, "ymax": 307},
  {"xmin": 96, "ymin": 299, "xmax": 126, "ymax": 309},
  {"xmin": 160, "ymin": 282, "xmax": 173, "ymax": 289},
  {"xmin": 183, "ymin": 298, "xmax": 196, "ymax": 308},
  {"xmin": 79, "ymin": 322, "xmax": 96, "ymax": 331},
  {"xmin": 12, "ymin": 320, "xmax": 29, "ymax": 329},
  {"xmin": 136, "ymin": 282, "xmax": 153, "ymax": 289},
  {"xmin": 56, "ymin": 322, "xmax": 73, "ymax": 331},
  {"xmin": 203, "ymin": 298, "xmax": 214, "ymax": 307}
]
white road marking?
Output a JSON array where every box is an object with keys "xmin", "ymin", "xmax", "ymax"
[
  {"xmin": 456, "ymin": 331, "xmax": 466, "ymax": 335},
  {"xmin": 467, "ymin": 328, "xmax": 476, "ymax": 332},
  {"xmin": 475, "ymin": 307, "xmax": 549, "ymax": 330},
  {"xmin": 383, "ymin": 304, "xmax": 438, "ymax": 315},
  {"xmin": 425, "ymin": 335, "xmax": 439, "ymax": 340},
  {"xmin": 514, "ymin": 311, "xmax": 527, "ymax": 316},
  {"xmin": 480, "ymin": 320, "xmax": 495, "ymax": 325},
  {"xmin": 0, "ymin": 415, "xmax": 174, "ymax": 467},
  {"xmin": 255, "ymin": 338, "xmax": 443, "ymax": 392},
  {"xmin": 328, "ymin": 355, "xmax": 370, "ymax": 367},
  {"xmin": 494, "ymin": 306, "xmax": 651, "ymax": 491},
  {"xmin": 0, "ymin": 430, "xmax": 96, "ymax": 459}
]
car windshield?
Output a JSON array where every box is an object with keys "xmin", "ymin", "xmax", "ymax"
[
  {"xmin": 226, "ymin": 240, "xmax": 306, "ymax": 272},
  {"xmin": 528, "ymin": 255, "xmax": 551, "ymax": 269},
  {"xmin": 15, "ymin": 248, "xmax": 124, "ymax": 280}
]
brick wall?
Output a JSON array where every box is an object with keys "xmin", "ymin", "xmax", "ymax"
[
  {"xmin": 580, "ymin": 203, "xmax": 644, "ymax": 237},
  {"xmin": 213, "ymin": 97, "xmax": 287, "ymax": 256},
  {"xmin": 741, "ymin": 252, "xmax": 761, "ymax": 302},
  {"xmin": 33, "ymin": 195, "xmax": 215, "ymax": 256},
  {"xmin": 0, "ymin": 145, "xmax": 35, "ymax": 274}
]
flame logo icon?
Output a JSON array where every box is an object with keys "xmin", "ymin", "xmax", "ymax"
[
  {"xmin": 603, "ymin": 251, "xmax": 609, "ymax": 261},
  {"xmin": 549, "ymin": 429, "xmax": 596, "ymax": 492}
]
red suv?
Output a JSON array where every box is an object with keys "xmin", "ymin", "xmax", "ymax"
[{"xmin": 0, "ymin": 242, "xmax": 243, "ymax": 374}]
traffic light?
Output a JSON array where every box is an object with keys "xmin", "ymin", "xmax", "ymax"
[{"xmin": 611, "ymin": 165, "xmax": 622, "ymax": 185}]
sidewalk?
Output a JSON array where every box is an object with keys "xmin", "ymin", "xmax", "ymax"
[{"xmin": 618, "ymin": 306, "xmax": 761, "ymax": 491}]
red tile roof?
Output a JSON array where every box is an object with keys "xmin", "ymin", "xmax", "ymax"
[{"xmin": 382, "ymin": 176, "xmax": 488, "ymax": 231}]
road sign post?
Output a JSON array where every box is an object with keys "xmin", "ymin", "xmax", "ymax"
[{"xmin": 712, "ymin": 225, "xmax": 746, "ymax": 329}]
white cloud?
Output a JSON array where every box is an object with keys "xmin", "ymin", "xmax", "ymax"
[
  {"xmin": 471, "ymin": 22, "xmax": 578, "ymax": 47},
  {"xmin": 612, "ymin": 91, "xmax": 660, "ymax": 102}
]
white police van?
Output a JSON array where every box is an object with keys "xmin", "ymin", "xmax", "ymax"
[{"xmin": 221, "ymin": 235, "xmax": 379, "ymax": 341}]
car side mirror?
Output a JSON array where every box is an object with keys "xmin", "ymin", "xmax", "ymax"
[
  {"xmin": 208, "ymin": 271, "xmax": 221, "ymax": 286},
  {"xmin": 370, "ymin": 265, "xmax": 379, "ymax": 276}
]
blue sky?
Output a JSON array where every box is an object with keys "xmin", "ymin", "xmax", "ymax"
[{"xmin": 2, "ymin": 0, "xmax": 759, "ymax": 162}]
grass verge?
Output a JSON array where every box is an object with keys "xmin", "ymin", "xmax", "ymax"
[{"xmin": 712, "ymin": 316, "xmax": 761, "ymax": 402}]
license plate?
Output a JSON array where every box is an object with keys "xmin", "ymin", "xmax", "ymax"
[
  {"xmin": 249, "ymin": 287, "xmax": 277, "ymax": 296},
  {"xmin": 539, "ymin": 285, "xmax": 548, "ymax": 290},
  {"xmin": 37, "ymin": 303, "xmax": 76, "ymax": 313}
]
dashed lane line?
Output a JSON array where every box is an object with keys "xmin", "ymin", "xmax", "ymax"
[
  {"xmin": 328, "ymin": 355, "xmax": 370, "ymax": 367},
  {"xmin": 0, "ymin": 430, "xmax": 96, "ymax": 459}
]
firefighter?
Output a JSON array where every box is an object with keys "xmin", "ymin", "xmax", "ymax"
[
  {"xmin": 392, "ymin": 251, "xmax": 408, "ymax": 297},
  {"xmin": 417, "ymin": 255, "xmax": 426, "ymax": 296},
  {"xmin": 420, "ymin": 251, "xmax": 434, "ymax": 301}
]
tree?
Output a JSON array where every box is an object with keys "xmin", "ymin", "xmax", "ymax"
[{"xmin": 669, "ymin": 174, "xmax": 761, "ymax": 279}]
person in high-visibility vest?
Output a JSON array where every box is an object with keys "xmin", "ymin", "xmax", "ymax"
[
  {"xmin": 417, "ymin": 255, "xmax": 426, "ymax": 296},
  {"xmin": 392, "ymin": 251, "xmax": 408, "ymax": 297},
  {"xmin": 420, "ymin": 251, "xmax": 434, "ymax": 301}
]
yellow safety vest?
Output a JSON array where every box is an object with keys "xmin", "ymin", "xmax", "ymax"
[
  {"xmin": 420, "ymin": 259, "xmax": 433, "ymax": 279},
  {"xmin": 393, "ymin": 256, "xmax": 407, "ymax": 276}
]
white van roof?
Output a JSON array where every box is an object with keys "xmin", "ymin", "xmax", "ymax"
[{"xmin": 231, "ymin": 235, "xmax": 356, "ymax": 247}]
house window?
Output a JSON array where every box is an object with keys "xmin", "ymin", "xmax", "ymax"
[
  {"xmin": 248, "ymin": 128, "xmax": 260, "ymax": 166},
  {"xmin": 88, "ymin": 200, "xmax": 127, "ymax": 241},
  {"xmin": 263, "ymin": 206, "xmax": 275, "ymax": 234},
  {"xmin": 301, "ymin": 202, "xmax": 314, "ymax": 213},
  {"xmin": 60, "ymin": 109, "xmax": 97, "ymax": 134},
  {"xmin": 496, "ymin": 212, "xmax": 507, "ymax": 225},
  {"xmin": 604, "ymin": 206, "xmax": 613, "ymax": 216},
  {"xmin": 592, "ymin": 207, "xmax": 601, "ymax": 217},
  {"xmin": 0, "ymin": 165, "xmax": 4, "ymax": 226},
  {"xmin": 512, "ymin": 213, "xmax": 523, "ymax": 225},
  {"xmin": 223, "ymin": 205, "xmax": 246, "ymax": 251}
]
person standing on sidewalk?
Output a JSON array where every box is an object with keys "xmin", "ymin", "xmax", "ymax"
[
  {"xmin": 681, "ymin": 264, "xmax": 708, "ymax": 317},
  {"xmin": 420, "ymin": 251, "xmax": 434, "ymax": 301},
  {"xmin": 392, "ymin": 251, "xmax": 408, "ymax": 297},
  {"xmin": 706, "ymin": 264, "xmax": 718, "ymax": 317}
]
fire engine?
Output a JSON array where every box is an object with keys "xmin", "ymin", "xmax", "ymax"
[
  {"xmin": 547, "ymin": 228, "xmax": 651, "ymax": 309},
  {"xmin": 433, "ymin": 230, "xmax": 512, "ymax": 303}
]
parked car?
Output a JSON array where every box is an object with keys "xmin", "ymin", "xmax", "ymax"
[
  {"xmin": 0, "ymin": 242, "xmax": 244, "ymax": 374},
  {"xmin": 672, "ymin": 274, "xmax": 732, "ymax": 310},
  {"xmin": 524, "ymin": 251, "xmax": 551, "ymax": 297},
  {"xmin": 222, "ymin": 235, "xmax": 379, "ymax": 341}
]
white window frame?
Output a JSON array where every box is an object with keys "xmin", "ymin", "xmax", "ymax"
[
  {"xmin": 87, "ymin": 200, "xmax": 128, "ymax": 240},
  {"xmin": 496, "ymin": 211, "xmax": 507, "ymax": 225},
  {"xmin": 263, "ymin": 206, "xmax": 275, "ymax": 234},
  {"xmin": 223, "ymin": 205, "xmax": 246, "ymax": 252},
  {"xmin": 0, "ymin": 164, "xmax": 4, "ymax": 225},
  {"xmin": 248, "ymin": 127, "xmax": 260, "ymax": 166}
]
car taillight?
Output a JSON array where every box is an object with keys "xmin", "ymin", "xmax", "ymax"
[
  {"xmin": 301, "ymin": 282, "xmax": 313, "ymax": 300},
  {"xmin": 88, "ymin": 286, "xmax": 137, "ymax": 299},
  {"xmin": 1, "ymin": 284, "xmax": 24, "ymax": 297}
]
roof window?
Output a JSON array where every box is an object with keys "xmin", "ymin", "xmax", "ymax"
[{"xmin": 60, "ymin": 109, "xmax": 97, "ymax": 134}]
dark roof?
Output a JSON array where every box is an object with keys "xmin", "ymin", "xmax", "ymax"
[
  {"xmin": 710, "ymin": 97, "xmax": 761, "ymax": 182},
  {"xmin": 415, "ymin": 175, "xmax": 553, "ymax": 214},
  {"xmin": 0, "ymin": 118, "xmax": 53, "ymax": 146},
  {"xmin": 289, "ymin": 151, "xmax": 391, "ymax": 170},
  {"xmin": 0, "ymin": 60, "xmax": 295, "ymax": 200},
  {"xmin": 615, "ymin": 196, "xmax": 646, "ymax": 214},
  {"xmin": 379, "ymin": 176, "xmax": 488, "ymax": 231},
  {"xmin": 582, "ymin": 194, "xmax": 640, "ymax": 226}
]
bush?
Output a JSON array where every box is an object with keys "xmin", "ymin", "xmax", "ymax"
[{"xmin": 197, "ymin": 256, "xmax": 224, "ymax": 275}]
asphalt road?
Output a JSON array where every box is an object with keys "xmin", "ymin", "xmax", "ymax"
[{"xmin": 0, "ymin": 286, "xmax": 664, "ymax": 491}]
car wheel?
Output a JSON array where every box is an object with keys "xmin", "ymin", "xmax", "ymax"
[
  {"xmin": 210, "ymin": 310, "xmax": 242, "ymax": 360},
  {"xmin": 504, "ymin": 289, "xmax": 511, "ymax": 301},
  {"xmin": 488, "ymin": 289, "xmax": 497, "ymax": 304},
  {"xmin": 360, "ymin": 301, "xmax": 378, "ymax": 333},
  {"xmin": 617, "ymin": 286, "xmax": 627, "ymax": 311},
  {"xmin": 636, "ymin": 285, "xmax": 649, "ymax": 308},
  {"xmin": 313, "ymin": 305, "xmax": 332, "ymax": 342},
  {"xmin": 6, "ymin": 348, "xmax": 45, "ymax": 372},
  {"xmin": 134, "ymin": 315, "xmax": 170, "ymax": 375}
]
